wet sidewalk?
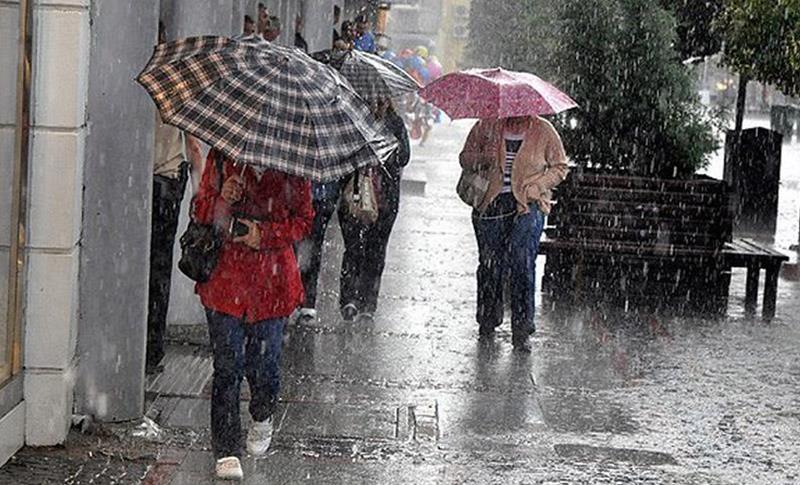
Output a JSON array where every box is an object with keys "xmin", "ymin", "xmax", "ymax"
[{"xmin": 3, "ymin": 121, "xmax": 800, "ymax": 484}]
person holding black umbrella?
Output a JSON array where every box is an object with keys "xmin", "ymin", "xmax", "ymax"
[
  {"xmin": 338, "ymin": 99, "xmax": 410, "ymax": 321},
  {"xmin": 296, "ymin": 49, "xmax": 419, "ymax": 322}
]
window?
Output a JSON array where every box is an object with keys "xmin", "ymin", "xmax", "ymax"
[{"xmin": 1, "ymin": 0, "xmax": 31, "ymax": 388}]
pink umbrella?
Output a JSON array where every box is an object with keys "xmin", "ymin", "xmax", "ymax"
[{"xmin": 419, "ymin": 67, "xmax": 577, "ymax": 119}]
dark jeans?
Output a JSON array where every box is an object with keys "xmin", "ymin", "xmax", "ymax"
[
  {"xmin": 338, "ymin": 169, "xmax": 402, "ymax": 313},
  {"xmin": 146, "ymin": 170, "xmax": 187, "ymax": 367},
  {"xmin": 299, "ymin": 180, "xmax": 344, "ymax": 309},
  {"xmin": 299, "ymin": 170, "xmax": 402, "ymax": 314},
  {"xmin": 206, "ymin": 310, "xmax": 286, "ymax": 459},
  {"xmin": 472, "ymin": 194, "xmax": 545, "ymax": 337}
]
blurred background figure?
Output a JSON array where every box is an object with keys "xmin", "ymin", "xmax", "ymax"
[
  {"xmin": 332, "ymin": 4, "xmax": 342, "ymax": 46},
  {"xmin": 294, "ymin": 14, "xmax": 308, "ymax": 52},
  {"xmin": 336, "ymin": 19, "xmax": 356, "ymax": 50},
  {"xmin": 257, "ymin": 3, "xmax": 268, "ymax": 36},
  {"xmin": 353, "ymin": 14, "xmax": 376, "ymax": 53},
  {"xmin": 264, "ymin": 15, "xmax": 282, "ymax": 42},
  {"xmin": 146, "ymin": 21, "xmax": 204, "ymax": 375},
  {"xmin": 242, "ymin": 14, "xmax": 255, "ymax": 37}
]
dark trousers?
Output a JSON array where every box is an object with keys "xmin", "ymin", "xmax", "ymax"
[
  {"xmin": 472, "ymin": 194, "xmax": 545, "ymax": 337},
  {"xmin": 146, "ymin": 171, "xmax": 187, "ymax": 367},
  {"xmin": 299, "ymin": 180, "xmax": 344, "ymax": 309},
  {"xmin": 299, "ymin": 171, "xmax": 402, "ymax": 313},
  {"xmin": 338, "ymin": 170, "xmax": 402, "ymax": 313},
  {"xmin": 206, "ymin": 310, "xmax": 286, "ymax": 459}
]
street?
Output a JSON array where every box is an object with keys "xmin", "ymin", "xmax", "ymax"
[{"xmin": 2, "ymin": 120, "xmax": 799, "ymax": 484}]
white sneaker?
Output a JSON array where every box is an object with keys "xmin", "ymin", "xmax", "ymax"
[
  {"xmin": 341, "ymin": 303, "xmax": 358, "ymax": 321},
  {"xmin": 215, "ymin": 456, "xmax": 243, "ymax": 481},
  {"xmin": 298, "ymin": 307, "xmax": 317, "ymax": 321},
  {"xmin": 356, "ymin": 311, "xmax": 374, "ymax": 322},
  {"xmin": 246, "ymin": 416, "xmax": 274, "ymax": 456}
]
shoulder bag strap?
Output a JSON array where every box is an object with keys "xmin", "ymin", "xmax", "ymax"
[
  {"xmin": 188, "ymin": 150, "xmax": 226, "ymax": 222},
  {"xmin": 215, "ymin": 150, "xmax": 225, "ymax": 190}
]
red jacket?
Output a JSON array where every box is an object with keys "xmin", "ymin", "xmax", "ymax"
[{"xmin": 193, "ymin": 151, "xmax": 313, "ymax": 322}]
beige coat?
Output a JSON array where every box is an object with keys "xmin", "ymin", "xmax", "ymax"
[{"xmin": 459, "ymin": 116, "xmax": 569, "ymax": 215}]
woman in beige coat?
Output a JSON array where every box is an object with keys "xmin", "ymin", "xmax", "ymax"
[{"xmin": 459, "ymin": 115, "xmax": 568, "ymax": 351}]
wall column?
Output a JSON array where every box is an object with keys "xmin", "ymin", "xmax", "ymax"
[
  {"xmin": 74, "ymin": 0, "xmax": 160, "ymax": 422},
  {"xmin": 19, "ymin": 0, "xmax": 90, "ymax": 445}
]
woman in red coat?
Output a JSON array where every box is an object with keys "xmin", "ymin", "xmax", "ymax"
[{"xmin": 192, "ymin": 149, "xmax": 313, "ymax": 479}]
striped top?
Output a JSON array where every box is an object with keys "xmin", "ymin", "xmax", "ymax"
[{"xmin": 501, "ymin": 133, "xmax": 524, "ymax": 193}]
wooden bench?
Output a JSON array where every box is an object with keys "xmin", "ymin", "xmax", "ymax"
[
  {"xmin": 539, "ymin": 171, "xmax": 788, "ymax": 319},
  {"xmin": 722, "ymin": 238, "xmax": 789, "ymax": 319}
]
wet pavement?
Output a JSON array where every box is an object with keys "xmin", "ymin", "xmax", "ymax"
[{"xmin": 2, "ymin": 121, "xmax": 800, "ymax": 484}]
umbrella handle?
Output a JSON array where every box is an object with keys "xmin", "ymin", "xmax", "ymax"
[{"xmin": 353, "ymin": 171, "xmax": 361, "ymax": 202}]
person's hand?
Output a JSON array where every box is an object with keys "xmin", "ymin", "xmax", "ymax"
[
  {"xmin": 233, "ymin": 219, "xmax": 261, "ymax": 250},
  {"xmin": 221, "ymin": 175, "xmax": 243, "ymax": 205},
  {"xmin": 526, "ymin": 183, "xmax": 542, "ymax": 201}
]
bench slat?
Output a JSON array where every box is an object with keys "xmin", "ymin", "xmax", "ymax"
[{"xmin": 567, "ymin": 174, "xmax": 728, "ymax": 194}]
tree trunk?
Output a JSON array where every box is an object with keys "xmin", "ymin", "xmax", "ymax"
[{"xmin": 735, "ymin": 74, "xmax": 749, "ymax": 132}]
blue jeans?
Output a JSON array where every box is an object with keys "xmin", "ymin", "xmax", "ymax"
[
  {"xmin": 472, "ymin": 195, "xmax": 545, "ymax": 337},
  {"xmin": 206, "ymin": 310, "xmax": 286, "ymax": 458}
]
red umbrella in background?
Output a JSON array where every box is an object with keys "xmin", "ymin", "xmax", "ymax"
[{"xmin": 419, "ymin": 67, "xmax": 578, "ymax": 119}]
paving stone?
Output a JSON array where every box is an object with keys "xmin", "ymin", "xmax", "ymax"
[
  {"xmin": 279, "ymin": 402, "xmax": 397, "ymax": 440},
  {"xmin": 554, "ymin": 443, "xmax": 678, "ymax": 466}
]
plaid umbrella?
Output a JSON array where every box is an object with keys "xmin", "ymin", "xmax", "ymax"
[
  {"xmin": 315, "ymin": 49, "xmax": 421, "ymax": 106},
  {"xmin": 137, "ymin": 36, "xmax": 397, "ymax": 181}
]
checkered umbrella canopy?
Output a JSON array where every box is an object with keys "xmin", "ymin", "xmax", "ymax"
[
  {"xmin": 329, "ymin": 49, "xmax": 421, "ymax": 106},
  {"xmin": 137, "ymin": 36, "xmax": 397, "ymax": 181}
]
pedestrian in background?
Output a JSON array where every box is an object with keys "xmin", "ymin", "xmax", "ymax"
[
  {"xmin": 146, "ymin": 21, "xmax": 204, "ymax": 375},
  {"xmin": 336, "ymin": 19, "xmax": 356, "ymax": 50},
  {"xmin": 332, "ymin": 4, "xmax": 342, "ymax": 46},
  {"xmin": 459, "ymin": 115, "xmax": 568, "ymax": 352},
  {"xmin": 256, "ymin": 3, "xmax": 268, "ymax": 35},
  {"xmin": 242, "ymin": 14, "xmax": 256, "ymax": 37},
  {"xmin": 338, "ymin": 99, "xmax": 410, "ymax": 321},
  {"xmin": 192, "ymin": 149, "xmax": 313, "ymax": 480},
  {"xmin": 263, "ymin": 15, "xmax": 282, "ymax": 42},
  {"xmin": 297, "ymin": 99, "xmax": 409, "ymax": 323},
  {"xmin": 353, "ymin": 14, "xmax": 376, "ymax": 53},
  {"xmin": 294, "ymin": 14, "xmax": 308, "ymax": 52}
]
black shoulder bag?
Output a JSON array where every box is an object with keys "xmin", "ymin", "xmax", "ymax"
[{"xmin": 178, "ymin": 152, "xmax": 225, "ymax": 283}]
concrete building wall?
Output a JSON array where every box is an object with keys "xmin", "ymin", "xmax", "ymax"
[
  {"xmin": 161, "ymin": 0, "xmax": 241, "ymax": 39},
  {"xmin": 385, "ymin": 0, "xmax": 443, "ymax": 51},
  {"xmin": 21, "ymin": 0, "xmax": 91, "ymax": 446},
  {"xmin": 75, "ymin": 0, "xmax": 159, "ymax": 422},
  {"xmin": 304, "ymin": 0, "xmax": 337, "ymax": 53}
]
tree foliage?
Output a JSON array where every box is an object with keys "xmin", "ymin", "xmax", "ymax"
[
  {"xmin": 554, "ymin": 0, "xmax": 717, "ymax": 176},
  {"xmin": 659, "ymin": 0, "xmax": 724, "ymax": 61},
  {"xmin": 466, "ymin": 0, "xmax": 718, "ymax": 177},
  {"xmin": 465, "ymin": 0, "xmax": 556, "ymax": 74},
  {"xmin": 716, "ymin": 0, "xmax": 800, "ymax": 97}
]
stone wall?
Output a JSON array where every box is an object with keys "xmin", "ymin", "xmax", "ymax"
[
  {"xmin": 21, "ymin": 0, "xmax": 91, "ymax": 446},
  {"xmin": 75, "ymin": 0, "xmax": 159, "ymax": 422}
]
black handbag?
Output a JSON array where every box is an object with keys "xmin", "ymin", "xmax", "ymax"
[{"xmin": 177, "ymin": 152, "xmax": 225, "ymax": 283}]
